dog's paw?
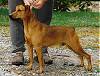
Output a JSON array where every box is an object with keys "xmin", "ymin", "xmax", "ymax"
[
  {"xmin": 36, "ymin": 69, "xmax": 44, "ymax": 74},
  {"xmin": 25, "ymin": 63, "xmax": 33, "ymax": 70},
  {"xmin": 87, "ymin": 65, "xmax": 92, "ymax": 72},
  {"xmin": 76, "ymin": 64, "xmax": 84, "ymax": 67},
  {"xmin": 35, "ymin": 66, "xmax": 44, "ymax": 74},
  {"xmin": 84, "ymin": 64, "xmax": 92, "ymax": 72}
]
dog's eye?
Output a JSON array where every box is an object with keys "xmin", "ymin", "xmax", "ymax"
[{"xmin": 18, "ymin": 10, "xmax": 21, "ymax": 11}]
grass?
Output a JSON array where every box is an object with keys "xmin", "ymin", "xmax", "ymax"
[
  {"xmin": 0, "ymin": 15, "xmax": 9, "ymax": 26},
  {"xmin": 0, "ymin": 7, "xmax": 9, "ymax": 26},
  {"xmin": 0, "ymin": 10, "xmax": 100, "ymax": 27},
  {"xmin": 51, "ymin": 11, "xmax": 100, "ymax": 27}
]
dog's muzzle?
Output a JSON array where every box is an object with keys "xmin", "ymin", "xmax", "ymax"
[
  {"xmin": 9, "ymin": 14, "xmax": 14, "ymax": 19},
  {"xmin": 9, "ymin": 14, "xmax": 20, "ymax": 20}
]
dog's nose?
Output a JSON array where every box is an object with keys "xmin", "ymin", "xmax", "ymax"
[
  {"xmin": 9, "ymin": 14, "xmax": 16, "ymax": 20},
  {"xmin": 9, "ymin": 14, "xmax": 13, "ymax": 18}
]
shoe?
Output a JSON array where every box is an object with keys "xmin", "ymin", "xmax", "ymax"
[
  {"xmin": 34, "ymin": 53, "xmax": 53, "ymax": 65},
  {"xmin": 12, "ymin": 51, "xmax": 24, "ymax": 66}
]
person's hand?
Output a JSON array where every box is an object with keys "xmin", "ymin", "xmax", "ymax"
[
  {"xmin": 24, "ymin": 0, "xmax": 33, "ymax": 6},
  {"xmin": 24, "ymin": 0, "xmax": 47, "ymax": 9}
]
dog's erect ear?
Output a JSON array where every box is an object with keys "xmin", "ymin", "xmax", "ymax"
[{"xmin": 25, "ymin": 5, "xmax": 30, "ymax": 11}]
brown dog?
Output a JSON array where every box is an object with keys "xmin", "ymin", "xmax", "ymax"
[{"xmin": 9, "ymin": 5, "xmax": 92, "ymax": 73}]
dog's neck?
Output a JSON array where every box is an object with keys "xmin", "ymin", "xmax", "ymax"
[
  {"xmin": 23, "ymin": 11, "xmax": 39, "ymax": 26},
  {"xmin": 22, "ymin": 10, "xmax": 46, "ymax": 34}
]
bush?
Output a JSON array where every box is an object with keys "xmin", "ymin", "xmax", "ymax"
[
  {"xmin": 0, "ymin": 0, "xmax": 7, "ymax": 6},
  {"xmin": 0, "ymin": 0, "xmax": 94, "ymax": 12},
  {"xmin": 0, "ymin": 7, "xmax": 8, "ymax": 15},
  {"xmin": 53, "ymin": 0, "xmax": 92, "ymax": 11},
  {"xmin": 53, "ymin": 0, "xmax": 81, "ymax": 11}
]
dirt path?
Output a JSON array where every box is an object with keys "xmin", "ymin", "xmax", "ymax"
[{"xmin": 0, "ymin": 26, "xmax": 99, "ymax": 76}]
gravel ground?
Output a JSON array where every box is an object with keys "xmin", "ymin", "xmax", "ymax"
[{"xmin": 0, "ymin": 26, "xmax": 99, "ymax": 76}]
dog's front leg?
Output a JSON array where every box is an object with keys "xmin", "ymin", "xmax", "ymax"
[
  {"xmin": 26, "ymin": 43, "xmax": 33, "ymax": 70},
  {"xmin": 35, "ymin": 47, "xmax": 44, "ymax": 73}
]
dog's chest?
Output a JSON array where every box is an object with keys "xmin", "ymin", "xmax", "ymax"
[{"xmin": 24, "ymin": 28, "xmax": 32, "ymax": 43}]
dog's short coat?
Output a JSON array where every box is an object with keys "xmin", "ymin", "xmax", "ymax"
[{"xmin": 9, "ymin": 5, "xmax": 92, "ymax": 73}]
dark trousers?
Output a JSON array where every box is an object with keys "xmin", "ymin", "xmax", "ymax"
[{"xmin": 8, "ymin": 0, "xmax": 53, "ymax": 53}]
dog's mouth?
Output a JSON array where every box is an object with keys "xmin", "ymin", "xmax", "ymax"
[
  {"xmin": 9, "ymin": 14, "xmax": 13, "ymax": 18},
  {"xmin": 9, "ymin": 14, "xmax": 21, "ymax": 20}
]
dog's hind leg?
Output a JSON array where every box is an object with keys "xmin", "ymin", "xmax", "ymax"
[
  {"xmin": 66, "ymin": 34, "xmax": 92, "ymax": 71},
  {"xmin": 78, "ymin": 55, "xmax": 84, "ymax": 67},
  {"xmin": 67, "ymin": 44, "xmax": 84, "ymax": 67}
]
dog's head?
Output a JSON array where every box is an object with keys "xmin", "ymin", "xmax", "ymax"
[{"xmin": 9, "ymin": 5, "xmax": 30, "ymax": 19}]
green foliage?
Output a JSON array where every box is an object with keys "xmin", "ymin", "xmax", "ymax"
[
  {"xmin": 53, "ymin": 0, "xmax": 81, "ymax": 11},
  {"xmin": 0, "ymin": 0, "xmax": 91, "ymax": 11},
  {"xmin": 0, "ymin": 11, "xmax": 99, "ymax": 27},
  {"xmin": 0, "ymin": 15, "xmax": 9, "ymax": 26},
  {"xmin": 53, "ymin": 0, "xmax": 92, "ymax": 11},
  {"xmin": 0, "ymin": 0, "xmax": 7, "ymax": 5},
  {"xmin": 0, "ymin": 7, "xmax": 8, "ymax": 15},
  {"xmin": 51, "ymin": 11, "xmax": 100, "ymax": 27}
]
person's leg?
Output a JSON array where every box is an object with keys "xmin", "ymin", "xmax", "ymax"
[
  {"xmin": 36, "ymin": 0, "xmax": 53, "ymax": 53},
  {"xmin": 35, "ymin": 0, "xmax": 53, "ymax": 64},
  {"xmin": 8, "ymin": 0, "xmax": 25, "ymax": 65},
  {"xmin": 36, "ymin": 0, "xmax": 53, "ymax": 25},
  {"xmin": 8, "ymin": 0, "xmax": 25, "ymax": 53}
]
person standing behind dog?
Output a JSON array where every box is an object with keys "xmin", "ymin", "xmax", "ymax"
[{"xmin": 8, "ymin": 0, "xmax": 53, "ymax": 65}]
